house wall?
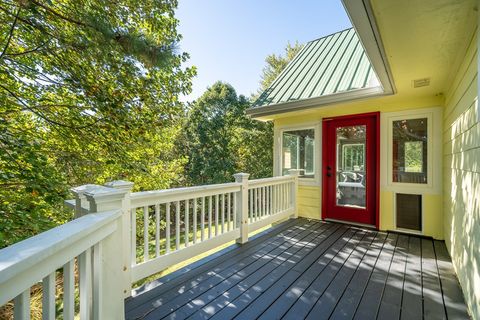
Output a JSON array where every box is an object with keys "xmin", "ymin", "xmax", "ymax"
[
  {"xmin": 273, "ymin": 95, "xmax": 444, "ymax": 239},
  {"xmin": 443, "ymin": 30, "xmax": 480, "ymax": 319}
]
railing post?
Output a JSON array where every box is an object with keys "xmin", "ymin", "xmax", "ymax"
[
  {"xmin": 84, "ymin": 181, "xmax": 133, "ymax": 320},
  {"xmin": 288, "ymin": 169, "xmax": 301, "ymax": 219},
  {"xmin": 234, "ymin": 173, "xmax": 250, "ymax": 244},
  {"xmin": 71, "ymin": 184, "xmax": 98, "ymax": 218},
  {"xmin": 104, "ymin": 180, "xmax": 134, "ymax": 299}
]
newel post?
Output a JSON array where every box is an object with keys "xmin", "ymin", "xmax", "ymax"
[
  {"xmin": 288, "ymin": 169, "xmax": 301, "ymax": 219},
  {"xmin": 84, "ymin": 180, "xmax": 134, "ymax": 320},
  {"xmin": 234, "ymin": 173, "xmax": 250, "ymax": 244},
  {"xmin": 71, "ymin": 184, "xmax": 98, "ymax": 218}
]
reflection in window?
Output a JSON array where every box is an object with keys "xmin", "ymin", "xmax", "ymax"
[
  {"xmin": 393, "ymin": 118, "xmax": 427, "ymax": 183},
  {"xmin": 282, "ymin": 129, "xmax": 314, "ymax": 178},
  {"xmin": 336, "ymin": 125, "xmax": 366, "ymax": 208}
]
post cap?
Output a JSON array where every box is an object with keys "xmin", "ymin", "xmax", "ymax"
[
  {"xmin": 71, "ymin": 184, "xmax": 103, "ymax": 197},
  {"xmin": 233, "ymin": 173, "xmax": 250, "ymax": 182},
  {"xmin": 105, "ymin": 180, "xmax": 134, "ymax": 191}
]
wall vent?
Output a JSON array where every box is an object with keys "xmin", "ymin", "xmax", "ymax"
[{"xmin": 413, "ymin": 78, "xmax": 430, "ymax": 88}]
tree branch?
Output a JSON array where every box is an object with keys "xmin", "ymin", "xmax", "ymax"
[{"xmin": 0, "ymin": 7, "xmax": 20, "ymax": 59}]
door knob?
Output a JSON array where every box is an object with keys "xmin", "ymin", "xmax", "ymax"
[{"xmin": 327, "ymin": 173, "xmax": 332, "ymax": 177}]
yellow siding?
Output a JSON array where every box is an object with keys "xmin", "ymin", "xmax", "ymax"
[
  {"xmin": 298, "ymin": 185, "xmax": 321, "ymax": 219},
  {"xmin": 443, "ymin": 31, "xmax": 480, "ymax": 319},
  {"xmin": 275, "ymin": 98, "xmax": 444, "ymax": 239}
]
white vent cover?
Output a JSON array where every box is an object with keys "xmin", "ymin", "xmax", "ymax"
[{"xmin": 413, "ymin": 78, "xmax": 430, "ymax": 88}]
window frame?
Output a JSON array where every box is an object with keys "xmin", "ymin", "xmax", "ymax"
[
  {"xmin": 381, "ymin": 107, "xmax": 442, "ymax": 194},
  {"xmin": 276, "ymin": 123, "xmax": 321, "ymax": 186}
]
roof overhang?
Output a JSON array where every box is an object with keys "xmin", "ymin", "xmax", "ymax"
[
  {"xmin": 247, "ymin": 0, "xmax": 396, "ymax": 120},
  {"xmin": 246, "ymin": 86, "xmax": 386, "ymax": 118}
]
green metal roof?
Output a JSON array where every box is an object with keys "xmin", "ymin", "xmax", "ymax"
[{"xmin": 253, "ymin": 28, "xmax": 380, "ymax": 108}]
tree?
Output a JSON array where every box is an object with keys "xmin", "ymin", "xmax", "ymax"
[
  {"xmin": 258, "ymin": 41, "xmax": 304, "ymax": 92},
  {"xmin": 0, "ymin": 0, "xmax": 195, "ymax": 247},
  {"xmin": 182, "ymin": 82, "xmax": 272, "ymax": 185}
]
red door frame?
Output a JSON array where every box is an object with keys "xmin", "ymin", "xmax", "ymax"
[{"xmin": 321, "ymin": 112, "xmax": 380, "ymax": 229}]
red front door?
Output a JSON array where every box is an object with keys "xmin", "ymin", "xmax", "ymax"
[{"xmin": 322, "ymin": 112, "xmax": 379, "ymax": 227}]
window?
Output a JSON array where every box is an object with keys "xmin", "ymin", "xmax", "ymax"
[
  {"xmin": 392, "ymin": 118, "xmax": 427, "ymax": 184},
  {"xmin": 282, "ymin": 129, "xmax": 315, "ymax": 178},
  {"xmin": 342, "ymin": 143, "xmax": 365, "ymax": 171}
]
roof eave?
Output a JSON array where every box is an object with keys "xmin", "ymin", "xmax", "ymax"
[
  {"xmin": 341, "ymin": 0, "xmax": 396, "ymax": 95},
  {"xmin": 246, "ymin": 86, "xmax": 388, "ymax": 119}
]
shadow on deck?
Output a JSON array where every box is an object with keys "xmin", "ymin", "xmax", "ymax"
[{"xmin": 124, "ymin": 218, "xmax": 469, "ymax": 320}]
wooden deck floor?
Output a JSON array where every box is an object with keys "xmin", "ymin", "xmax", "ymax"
[{"xmin": 125, "ymin": 218, "xmax": 469, "ymax": 320}]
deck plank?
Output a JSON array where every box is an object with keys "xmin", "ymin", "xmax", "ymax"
[
  {"xmin": 376, "ymin": 234, "xmax": 409, "ymax": 319},
  {"xmin": 208, "ymin": 226, "xmax": 350, "ymax": 320},
  {"xmin": 352, "ymin": 233, "xmax": 398, "ymax": 319},
  {"xmin": 142, "ymin": 222, "xmax": 327, "ymax": 319},
  {"xmin": 304, "ymin": 231, "xmax": 377, "ymax": 320},
  {"xmin": 125, "ymin": 219, "xmax": 312, "ymax": 319},
  {"xmin": 186, "ymin": 223, "xmax": 344, "ymax": 319},
  {"xmin": 325, "ymin": 232, "xmax": 387, "ymax": 320},
  {"xmin": 422, "ymin": 238, "xmax": 447, "ymax": 320},
  {"xmin": 400, "ymin": 236, "xmax": 423, "ymax": 320},
  {"xmin": 279, "ymin": 230, "xmax": 367, "ymax": 320},
  {"xmin": 433, "ymin": 240, "xmax": 469, "ymax": 319},
  {"xmin": 124, "ymin": 221, "xmax": 469, "ymax": 320}
]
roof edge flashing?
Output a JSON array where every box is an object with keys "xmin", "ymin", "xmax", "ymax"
[{"xmin": 247, "ymin": 86, "xmax": 387, "ymax": 119}]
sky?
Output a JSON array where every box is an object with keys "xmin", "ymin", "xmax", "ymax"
[{"xmin": 176, "ymin": 1, "xmax": 352, "ymax": 102}]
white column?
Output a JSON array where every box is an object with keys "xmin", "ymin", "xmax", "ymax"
[
  {"xmin": 288, "ymin": 169, "xmax": 301, "ymax": 219},
  {"xmin": 85, "ymin": 181, "xmax": 133, "ymax": 320},
  {"xmin": 234, "ymin": 173, "xmax": 250, "ymax": 244}
]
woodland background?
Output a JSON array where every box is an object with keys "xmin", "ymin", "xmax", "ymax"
[{"xmin": 0, "ymin": 0, "xmax": 303, "ymax": 248}]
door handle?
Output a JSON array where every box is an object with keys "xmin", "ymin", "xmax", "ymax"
[
  {"xmin": 327, "ymin": 166, "xmax": 332, "ymax": 170},
  {"xmin": 326, "ymin": 173, "xmax": 332, "ymax": 177}
]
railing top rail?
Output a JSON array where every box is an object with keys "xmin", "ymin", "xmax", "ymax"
[
  {"xmin": 248, "ymin": 175, "xmax": 295, "ymax": 187},
  {"xmin": 130, "ymin": 182, "xmax": 242, "ymax": 206},
  {"xmin": 0, "ymin": 210, "xmax": 121, "ymax": 284}
]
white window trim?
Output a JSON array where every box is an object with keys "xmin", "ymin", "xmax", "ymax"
[
  {"xmin": 275, "ymin": 122, "xmax": 321, "ymax": 186},
  {"xmin": 380, "ymin": 106, "xmax": 442, "ymax": 195}
]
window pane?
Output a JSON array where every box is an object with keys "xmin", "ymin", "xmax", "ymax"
[
  {"xmin": 392, "ymin": 118, "xmax": 427, "ymax": 183},
  {"xmin": 282, "ymin": 129, "xmax": 315, "ymax": 178},
  {"xmin": 336, "ymin": 125, "xmax": 366, "ymax": 208}
]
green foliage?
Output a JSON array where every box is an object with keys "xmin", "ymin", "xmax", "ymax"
[
  {"xmin": 182, "ymin": 82, "xmax": 272, "ymax": 185},
  {"xmin": 258, "ymin": 41, "xmax": 304, "ymax": 92},
  {"xmin": 0, "ymin": 0, "xmax": 194, "ymax": 247}
]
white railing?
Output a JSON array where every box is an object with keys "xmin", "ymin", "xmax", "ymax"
[{"xmin": 0, "ymin": 170, "xmax": 299, "ymax": 319}]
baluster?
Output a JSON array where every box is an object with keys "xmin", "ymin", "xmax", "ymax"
[
  {"xmin": 131, "ymin": 209, "xmax": 136, "ymax": 265},
  {"xmin": 92, "ymin": 243, "xmax": 101, "ymax": 320},
  {"xmin": 208, "ymin": 196, "xmax": 212, "ymax": 239},
  {"xmin": 249, "ymin": 189, "xmax": 253, "ymax": 223},
  {"xmin": 143, "ymin": 206, "xmax": 149, "ymax": 262},
  {"xmin": 63, "ymin": 260, "xmax": 75, "ymax": 320},
  {"xmin": 175, "ymin": 201, "xmax": 180, "ymax": 250},
  {"xmin": 227, "ymin": 193, "xmax": 231, "ymax": 231},
  {"xmin": 193, "ymin": 198, "xmax": 198, "ymax": 244},
  {"xmin": 155, "ymin": 204, "xmax": 160, "ymax": 257},
  {"xmin": 166, "ymin": 203, "xmax": 171, "ymax": 254},
  {"xmin": 221, "ymin": 194, "xmax": 225, "ymax": 234},
  {"xmin": 79, "ymin": 248, "xmax": 92, "ymax": 319},
  {"xmin": 185, "ymin": 199, "xmax": 189, "ymax": 247},
  {"xmin": 255, "ymin": 188, "xmax": 259, "ymax": 221},
  {"xmin": 269, "ymin": 185, "xmax": 273, "ymax": 215},
  {"xmin": 263, "ymin": 186, "xmax": 266, "ymax": 218},
  {"xmin": 42, "ymin": 272, "xmax": 55, "ymax": 320},
  {"xmin": 233, "ymin": 192, "xmax": 237, "ymax": 229},
  {"xmin": 215, "ymin": 195, "xmax": 219, "ymax": 236},
  {"xmin": 14, "ymin": 289, "xmax": 30, "ymax": 320},
  {"xmin": 201, "ymin": 197, "xmax": 205, "ymax": 241}
]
